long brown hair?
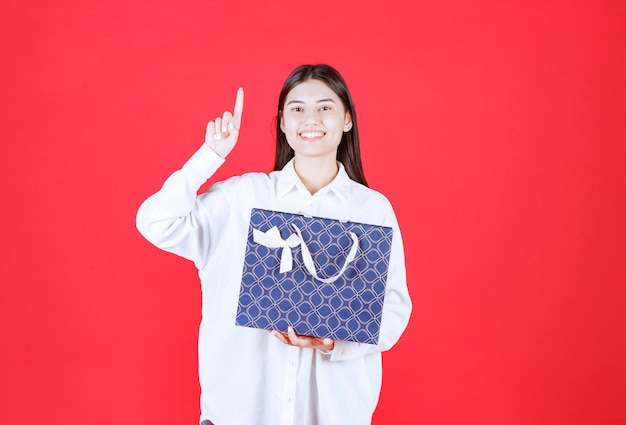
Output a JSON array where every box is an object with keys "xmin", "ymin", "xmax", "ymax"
[{"xmin": 273, "ymin": 64, "xmax": 368, "ymax": 187}]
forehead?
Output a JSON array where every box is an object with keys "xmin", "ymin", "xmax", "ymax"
[{"xmin": 285, "ymin": 79, "xmax": 340, "ymax": 103}]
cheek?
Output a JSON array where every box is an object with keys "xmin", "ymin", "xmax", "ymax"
[
  {"xmin": 281, "ymin": 116, "xmax": 297, "ymax": 133},
  {"xmin": 282, "ymin": 122, "xmax": 299, "ymax": 144},
  {"xmin": 327, "ymin": 117, "xmax": 346, "ymax": 133}
]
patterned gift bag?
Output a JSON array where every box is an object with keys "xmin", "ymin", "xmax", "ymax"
[{"xmin": 235, "ymin": 208, "xmax": 393, "ymax": 345}]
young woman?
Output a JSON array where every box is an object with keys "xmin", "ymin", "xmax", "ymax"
[{"xmin": 136, "ymin": 64, "xmax": 412, "ymax": 425}]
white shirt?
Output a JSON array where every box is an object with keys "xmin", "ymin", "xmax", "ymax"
[{"xmin": 136, "ymin": 144, "xmax": 412, "ymax": 425}]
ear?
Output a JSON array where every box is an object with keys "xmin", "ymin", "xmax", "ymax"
[
  {"xmin": 343, "ymin": 112, "xmax": 353, "ymax": 132},
  {"xmin": 280, "ymin": 114, "xmax": 286, "ymax": 133}
]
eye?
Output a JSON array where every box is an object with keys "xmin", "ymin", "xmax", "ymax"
[
  {"xmin": 291, "ymin": 106, "xmax": 303, "ymax": 112},
  {"xmin": 319, "ymin": 105, "xmax": 332, "ymax": 111}
]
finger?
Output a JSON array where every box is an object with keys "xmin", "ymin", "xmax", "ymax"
[
  {"xmin": 321, "ymin": 338, "xmax": 334, "ymax": 350},
  {"xmin": 222, "ymin": 111, "xmax": 233, "ymax": 133},
  {"xmin": 271, "ymin": 330, "xmax": 289, "ymax": 345},
  {"xmin": 206, "ymin": 121, "xmax": 216, "ymax": 142},
  {"xmin": 232, "ymin": 87, "xmax": 244, "ymax": 125},
  {"xmin": 287, "ymin": 326, "xmax": 300, "ymax": 346},
  {"xmin": 215, "ymin": 117, "xmax": 222, "ymax": 138}
]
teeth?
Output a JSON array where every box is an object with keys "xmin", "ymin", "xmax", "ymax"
[{"xmin": 301, "ymin": 131, "xmax": 324, "ymax": 138}]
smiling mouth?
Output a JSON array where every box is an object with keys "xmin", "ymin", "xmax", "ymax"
[{"xmin": 300, "ymin": 131, "xmax": 325, "ymax": 140}]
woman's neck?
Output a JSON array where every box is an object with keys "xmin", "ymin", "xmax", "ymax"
[{"xmin": 293, "ymin": 156, "xmax": 339, "ymax": 195}]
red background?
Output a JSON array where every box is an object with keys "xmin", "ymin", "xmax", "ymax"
[{"xmin": 1, "ymin": 1, "xmax": 625, "ymax": 424}]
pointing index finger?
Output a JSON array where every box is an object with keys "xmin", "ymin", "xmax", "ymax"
[{"xmin": 232, "ymin": 87, "xmax": 244, "ymax": 125}]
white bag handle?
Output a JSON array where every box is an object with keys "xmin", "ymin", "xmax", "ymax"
[{"xmin": 291, "ymin": 224, "xmax": 359, "ymax": 284}]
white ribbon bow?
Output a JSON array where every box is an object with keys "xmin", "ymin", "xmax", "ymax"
[{"xmin": 253, "ymin": 226, "xmax": 302, "ymax": 273}]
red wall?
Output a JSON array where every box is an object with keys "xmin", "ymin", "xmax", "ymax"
[{"xmin": 1, "ymin": 1, "xmax": 625, "ymax": 424}]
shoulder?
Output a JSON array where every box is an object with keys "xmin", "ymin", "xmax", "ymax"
[
  {"xmin": 195, "ymin": 170, "xmax": 277, "ymax": 220},
  {"xmin": 350, "ymin": 181, "xmax": 394, "ymax": 209},
  {"xmin": 201, "ymin": 169, "xmax": 285, "ymax": 206},
  {"xmin": 344, "ymin": 181, "xmax": 401, "ymax": 228},
  {"xmin": 212, "ymin": 169, "xmax": 275, "ymax": 190}
]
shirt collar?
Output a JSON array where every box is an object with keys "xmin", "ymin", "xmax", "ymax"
[{"xmin": 276, "ymin": 158, "xmax": 352, "ymax": 201}]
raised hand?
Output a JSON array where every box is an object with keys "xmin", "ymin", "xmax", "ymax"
[{"xmin": 204, "ymin": 87, "xmax": 244, "ymax": 158}]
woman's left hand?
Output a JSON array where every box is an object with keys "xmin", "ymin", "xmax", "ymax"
[{"xmin": 271, "ymin": 327, "xmax": 335, "ymax": 351}]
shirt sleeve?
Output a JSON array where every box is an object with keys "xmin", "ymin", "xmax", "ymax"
[
  {"xmin": 329, "ymin": 204, "xmax": 412, "ymax": 361},
  {"xmin": 135, "ymin": 144, "xmax": 226, "ymax": 268}
]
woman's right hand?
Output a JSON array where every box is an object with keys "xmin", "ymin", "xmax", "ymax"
[{"xmin": 204, "ymin": 87, "xmax": 244, "ymax": 158}]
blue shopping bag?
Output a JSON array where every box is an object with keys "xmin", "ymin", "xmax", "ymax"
[{"xmin": 235, "ymin": 208, "xmax": 393, "ymax": 345}]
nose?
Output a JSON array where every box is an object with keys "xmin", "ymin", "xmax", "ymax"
[{"xmin": 304, "ymin": 108, "xmax": 321, "ymax": 124}]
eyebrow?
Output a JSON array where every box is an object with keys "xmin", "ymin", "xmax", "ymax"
[{"xmin": 286, "ymin": 98, "xmax": 337, "ymax": 105}]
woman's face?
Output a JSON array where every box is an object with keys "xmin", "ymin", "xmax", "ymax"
[{"xmin": 280, "ymin": 79, "xmax": 352, "ymax": 163}]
